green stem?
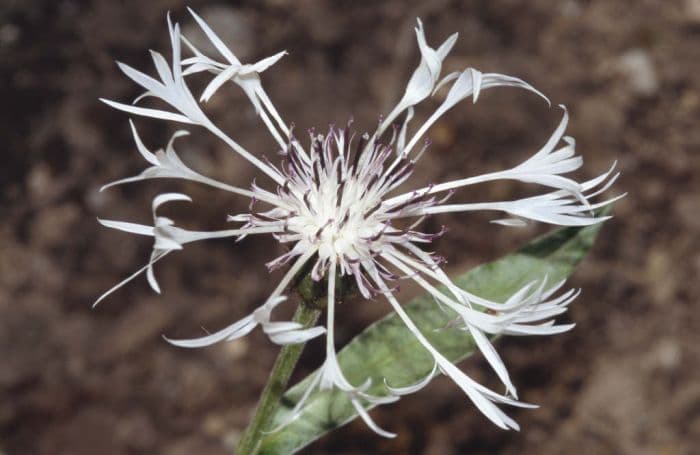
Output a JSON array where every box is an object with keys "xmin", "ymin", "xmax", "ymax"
[{"xmin": 236, "ymin": 303, "xmax": 321, "ymax": 455}]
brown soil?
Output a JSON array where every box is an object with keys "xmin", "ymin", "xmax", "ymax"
[{"xmin": 2, "ymin": 1, "xmax": 699, "ymax": 454}]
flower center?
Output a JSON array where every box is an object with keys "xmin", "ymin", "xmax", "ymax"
[
  {"xmin": 234, "ymin": 124, "xmax": 438, "ymax": 279},
  {"xmin": 280, "ymin": 128, "xmax": 391, "ymax": 262}
]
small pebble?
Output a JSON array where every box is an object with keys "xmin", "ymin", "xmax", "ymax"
[{"xmin": 618, "ymin": 49, "xmax": 658, "ymax": 96}]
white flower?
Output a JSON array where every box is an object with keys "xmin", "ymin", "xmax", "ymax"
[{"xmin": 98, "ymin": 11, "xmax": 622, "ymax": 436}]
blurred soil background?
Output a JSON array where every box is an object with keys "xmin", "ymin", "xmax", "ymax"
[{"xmin": 1, "ymin": 0, "xmax": 699, "ymax": 453}]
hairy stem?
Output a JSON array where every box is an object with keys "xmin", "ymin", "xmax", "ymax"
[{"xmin": 236, "ymin": 303, "xmax": 321, "ymax": 455}]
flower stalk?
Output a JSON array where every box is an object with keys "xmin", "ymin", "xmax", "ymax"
[{"xmin": 236, "ymin": 301, "xmax": 321, "ymax": 455}]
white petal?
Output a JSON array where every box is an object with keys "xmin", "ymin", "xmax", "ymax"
[
  {"xmin": 152, "ymin": 193, "xmax": 192, "ymax": 212},
  {"xmin": 503, "ymin": 322, "xmax": 576, "ymax": 336},
  {"xmin": 437, "ymin": 359, "xmax": 521, "ymax": 430},
  {"xmin": 263, "ymin": 321, "xmax": 304, "ymax": 334},
  {"xmin": 248, "ymin": 50, "xmax": 287, "ymax": 74},
  {"xmin": 98, "ymin": 219, "xmax": 154, "ymax": 236},
  {"xmin": 470, "ymin": 69, "xmax": 483, "ymax": 103},
  {"xmin": 523, "ymin": 106, "xmax": 569, "ymax": 163},
  {"xmin": 200, "ymin": 64, "xmax": 240, "ymax": 102},
  {"xmin": 116, "ymin": 61, "xmax": 165, "ymax": 97},
  {"xmin": 401, "ymin": 60, "xmax": 435, "ymax": 108},
  {"xmin": 164, "ymin": 314, "xmax": 258, "ymax": 348},
  {"xmin": 414, "ymin": 19, "xmax": 440, "ymax": 78},
  {"xmin": 100, "ymin": 175, "xmax": 149, "ymax": 191},
  {"xmin": 93, "ymin": 251, "xmax": 169, "ymax": 308},
  {"xmin": 100, "ymin": 98, "xmax": 195, "ymax": 124},
  {"xmin": 469, "ymin": 325, "xmax": 517, "ymax": 397},
  {"xmin": 129, "ymin": 120, "xmax": 160, "ymax": 165},
  {"xmin": 180, "ymin": 34, "xmax": 207, "ymax": 59},
  {"xmin": 396, "ymin": 107, "xmax": 414, "ymax": 155},
  {"xmin": 384, "ymin": 363, "xmax": 437, "ymax": 395},
  {"xmin": 153, "ymin": 235, "xmax": 184, "ymax": 251},
  {"xmin": 351, "ymin": 399, "xmax": 396, "ymax": 438},
  {"xmin": 432, "ymin": 71, "xmax": 460, "ymax": 96},
  {"xmin": 167, "ymin": 16, "xmax": 183, "ymax": 82},
  {"xmin": 187, "ymin": 7, "xmax": 241, "ymax": 65},
  {"xmin": 491, "ymin": 218, "xmax": 528, "ymax": 227},
  {"xmin": 182, "ymin": 62, "xmax": 215, "ymax": 76},
  {"xmin": 146, "ymin": 250, "xmax": 162, "ymax": 293},
  {"xmin": 268, "ymin": 326, "xmax": 326, "ymax": 345},
  {"xmin": 149, "ymin": 50, "xmax": 174, "ymax": 86},
  {"xmin": 436, "ymin": 32, "xmax": 458, "ymax": 60},
  {"xmin": 132, "ymin": 91, "xmax": 156, "ymax": 104},
  {"xmin": 166, "ymin": 129, "xmax": 191, "ymax": 151}
]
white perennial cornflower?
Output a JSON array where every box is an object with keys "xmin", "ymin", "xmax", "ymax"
[{"xmin": 98, "ymin": 10, "xmax": 621, "ymax": 436}]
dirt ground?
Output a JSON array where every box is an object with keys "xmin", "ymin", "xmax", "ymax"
[{"xmin": 1, "ymin": 0, "xmax": 699, "ymax": 453}]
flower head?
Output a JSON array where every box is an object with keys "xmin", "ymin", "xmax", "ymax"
[{"xmin": 98, "ymin": 10, "xmax": 621, "ymax": 436}]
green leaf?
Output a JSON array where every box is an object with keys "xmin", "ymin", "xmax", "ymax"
[{"xmin": 258, "ymin": 220, "xmax": 606, "ymax": 454}]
